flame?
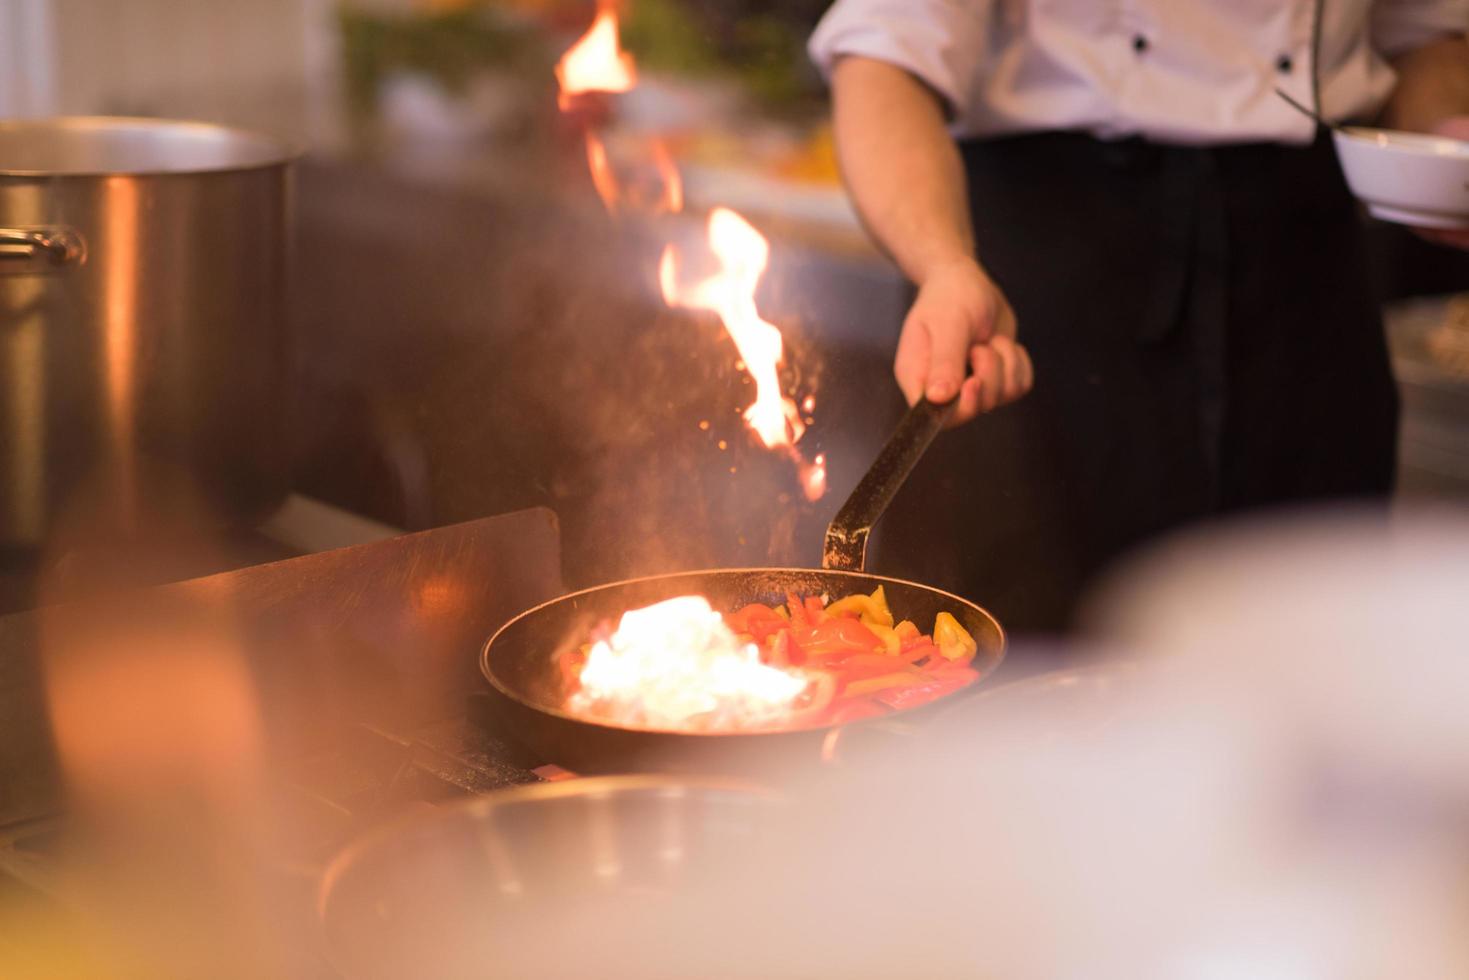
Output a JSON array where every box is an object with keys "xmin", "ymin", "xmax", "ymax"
[
  {"xmin": 581, "ymin": 134, "xmax": 683, "ymax": 215},
  {"xmin": 651, "ymin": 139, "xmax": 683, "ymax": 214},
  {"xmin": 569, "ymin": 596, "xmax": 809, "ymax": 730},
  {"xmin": 555, "ymin": 6, "xmax": 636, "ymax": 109},
  {"xmin": 800, "ymin": 453, "xmax": 827, "ymax": 502},
  {"xmin": 660, "ymin": 208, "xmax": 805, "ymax": 449},
  {"xmin": 554, "ymin": 4, "xmax": 826, "ymax": 498},
  {"xmin": 584, "ymin": 131, "xmax": 621, "ymax": 212}
]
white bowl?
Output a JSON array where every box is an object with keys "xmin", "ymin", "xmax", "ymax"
[{"xmin": 1334, "ymin": 126, "xmax": 1469, "ymax": 230}]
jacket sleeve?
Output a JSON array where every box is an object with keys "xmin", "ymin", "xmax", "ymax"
[{"xmin": 808, "ymin": 0, "xmax": 989, "ymax": 119}]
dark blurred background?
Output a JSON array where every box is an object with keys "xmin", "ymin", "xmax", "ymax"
[{"xmin": 1, "ymin": 0, "xmax": 1466, "ymax": 606}]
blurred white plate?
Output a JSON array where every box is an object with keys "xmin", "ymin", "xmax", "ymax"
[{"xmin": 1335, "ymin": 126, "xmax": 1469, "ymax": 230}]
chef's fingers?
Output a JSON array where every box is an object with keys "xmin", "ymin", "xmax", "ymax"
[
  {"xmin": 1015, "ymin": 341, "xmax": 1035, "ymax": 394},
  {"xmin": 988, "ymin": 334, "xmax": 1021, "ymax": 403},
  {"xmin": 951, "ymin": 374, "xmax": 985, "ymax": 427},
  {"xmin": 990, "ymin": 334, "xmax": 1035, "ymax": 404},
  {"xmin": 970, "ymin": 343, "xmax": 1006, "ymax": 415},
  {"xmin": 893, "ymin": 310, "xmax": 932, "ymax": 406},
  {"xmin": 1432, "ymin": 115, "xmax": 1469, "ymax": 141},
  {"xmin": 1419, "ymin": 227, "xmax": 1469, "ymax": 251},
  {"xmin": 951, "ymin": 338, "xmax": 1033, "ymax": 426},
  {"xmin": 924, "ymin": 308, "xmax": 978, "ymax": 404}
]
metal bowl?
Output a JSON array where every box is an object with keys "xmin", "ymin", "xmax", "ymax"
[{"xmin": 317, "ymin": 775, "xmax": 779, "ymax": 980}]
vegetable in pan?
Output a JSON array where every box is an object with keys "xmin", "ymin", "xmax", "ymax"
[{"xmin": 559, "ymin": 586, "xmax": 980, "ymax": 732}]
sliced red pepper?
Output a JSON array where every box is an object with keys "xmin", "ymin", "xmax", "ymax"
[
  {"xmin": 900, "ymin": 633, "xmax": 937, "ymax": 655},
  {"xmin": 792, "ymin": 617, "xmax": 884, "ymax": 659},
  {"xmin": 842, "ymin": 672, "xmax": 929, "ymax": 697},
  {"xmin": 829, "ymin": 654, "xmax": 921, "ymax": 674},
  {"xmin": 898, "ymin": 641, "xmax": 943, "ymax": 665},
  {"xmin": 786, "ymin": 592, "xmax": 810, "ymax": 628},
  {"xmin": 873, "ymin": 676, "xmax": 972, "ymax": 711},
  {"xmin": 928, "ymin": 664, "xmax": 980, "ymax": 682},
  {"xmin": 804, "ymin": 595, "xmax": 828, "ymax": 623},
  {"xmin": 767, "ymin": 628, "xmax": 806, "ymax": 668},
  {"xmin": 726, "ymin": 603, "xmax": 789, "ymax": 643}
]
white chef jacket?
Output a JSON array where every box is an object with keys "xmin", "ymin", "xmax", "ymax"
[{"xmin": 809, "ymin": 0, "xmax": 1468, "ymax": 144}]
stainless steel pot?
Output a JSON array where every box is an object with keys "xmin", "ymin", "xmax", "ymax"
[{"xmin": 0, "ymin": 117, "xmax": 297, "ymax": 546}]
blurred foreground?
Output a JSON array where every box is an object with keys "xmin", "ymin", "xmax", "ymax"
[{"xmin": 4, "ymin": 504, "xmax": 1469, "ymax": 978}]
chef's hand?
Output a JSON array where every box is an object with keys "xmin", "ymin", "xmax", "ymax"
[
  {"xmin": 894, "ymin": 256, "xmax": 1033, "ymax": 426},
  {"xmin": 1413, "ymin": 116, "xmax": 1469, "ymax": 250}
]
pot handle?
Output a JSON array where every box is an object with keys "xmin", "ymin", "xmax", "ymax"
[
  {"xmin": 0, "ymin": 227, "xmax": 85, "ymax": 274},
  {"xmin": 821, "ymin": 396, "xmax": 956, "ymax": 573}
]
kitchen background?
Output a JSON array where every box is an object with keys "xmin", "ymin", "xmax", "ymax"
[
  {"xmin": 3, "ymin": 10, "xmax": 1469, "ymax": 975},
  {"xmin": 2, "ymin": 0, "xmax": 1467, "ymax": 602}
]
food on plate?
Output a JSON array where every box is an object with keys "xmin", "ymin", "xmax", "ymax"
[{"xmin": 558, "ymin": 586, "xmax": 981, "ymax": 732}]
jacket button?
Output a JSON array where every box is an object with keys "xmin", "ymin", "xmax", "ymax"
[
  {"xmin": 1133, "ymin": 34, "xmax": 1150, "ymax": 53},
  {"xmin": 1277, "ymin": 54, "xmax": 1294, "ymax": 73}
]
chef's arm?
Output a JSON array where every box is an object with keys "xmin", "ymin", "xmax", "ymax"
[
  {"xmin": 830, "ymin": 56, "xmax": 1031, "ymax": 423},
  {"xmin": 831, "ymin": 57, "xmax": 975, "ymax": 287},
  {"xmin": 1382, "ymin": 33, "xmax": 1469, "ymax": 133}
]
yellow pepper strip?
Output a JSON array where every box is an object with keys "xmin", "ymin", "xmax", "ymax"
[
  {"xmin": 867, "ymin": 585, "xmax": 893, "ymax": 627},
  {"xmin": 844, "ymin": 672, "xmax": 927, "ymax": 697},
  {"xmin": 933, "ymin": 612, "xmax": 978, "ymax": 661},
  {"xmin": 827, "ymin": 585, "xmax": 895, "ymax": 629},
  {"xmin": 774, "ymin": 605, "xmax": 790, "ymax": 620},
  {"xmin": 866, "ymin": 622, "xmax": 903, "ymax": 656}
]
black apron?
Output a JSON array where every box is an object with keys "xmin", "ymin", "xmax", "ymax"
[{"xmin": 871, "ymin": 129, "xmax": 1399, "ymax": 634}]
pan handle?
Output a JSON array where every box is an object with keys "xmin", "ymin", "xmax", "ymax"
[{"xmin": 821, "ymin": 397, "xmax": 956, "ymax": 572}]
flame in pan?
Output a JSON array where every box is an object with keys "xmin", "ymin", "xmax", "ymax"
[{"xmin": 569, "ymin": 596, "xmax": 809, "ymax": 730}]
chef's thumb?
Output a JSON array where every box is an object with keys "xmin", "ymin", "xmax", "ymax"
[{"xmin": 924, "ymin": 319, "xmax": 972, "ymax": 403}]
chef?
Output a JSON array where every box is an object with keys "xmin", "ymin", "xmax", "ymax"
[{"xmin": 810, "ymin": 1, "xmax": 1469, "ymax": 631}]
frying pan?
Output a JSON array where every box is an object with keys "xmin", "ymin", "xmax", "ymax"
[{"xmin": 479, "ymin": 398, "xmax": 1005, "ymax": 774}]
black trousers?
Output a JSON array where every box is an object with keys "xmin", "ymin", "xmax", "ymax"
[{"xmin": 871, "ymin": 130, "xmax": 1399, "ymax": 634}]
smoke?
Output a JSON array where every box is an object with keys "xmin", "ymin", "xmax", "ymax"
[{"xmin": 508, "ymin": 211, "xmax": 825, "ymax": 586}]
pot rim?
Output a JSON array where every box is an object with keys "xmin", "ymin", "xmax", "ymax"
[{"xmin": 0, "ymin": 115, "xmax": 303, "ymax": 178}]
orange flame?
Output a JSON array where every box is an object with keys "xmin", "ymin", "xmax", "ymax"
[
  {"xmin": 554, "ymin": 4, "xmax": 825, "ymax": 498},
  {"xmin": 578, "ymin": 134, "xmax": 683, "ymax": 217},
  {"xmin": 555, "ymin": 6, "xmax": 636, "ymax": 109},
  {"xmin": 584, "ymin": 131, "xmax": 621, "ymax": 212},
  {"xmin": 651, "ymin": 139, "xmax": 683, "ymax": 214},
  {"xmin": 659, "ymin": 208, "xmax": 805, "ymax": 449},
  {"xmin": 569, "ymin": 596, "xmax": 809, "ymax": 730},
  {"xmin": 800, "ymin": 453, "xmax": 827, "ymax": 502}
]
